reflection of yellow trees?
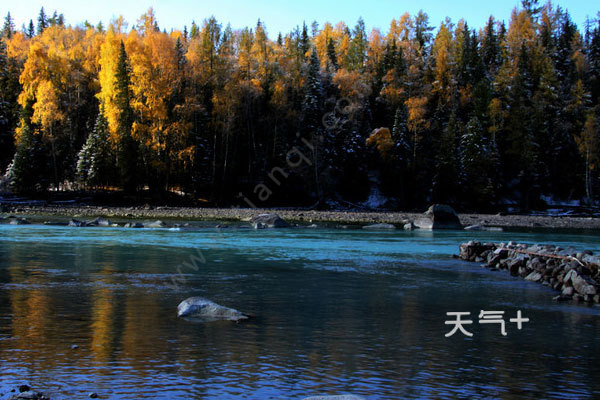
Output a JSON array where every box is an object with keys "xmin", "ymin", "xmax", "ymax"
[
  {"xmin": 121, "ymin": 290, "xmax": 169, "ymax": 369},
  {"xmin": 8, "ymin": 264, "xmax": 51, "ymax": 349},
  {"xmin": 90, "ymin": 264, "xmax": 118, "ymax": 363}
]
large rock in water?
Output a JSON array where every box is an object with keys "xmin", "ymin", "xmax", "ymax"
[
  {"xmin": 250, "ymin": 213, "xmax": 290, "ymax": 229},
  {"xmin": 177, "ymin": 297, "xmax": 249, "ymax": 321},
  {"xmin": 414, "ymin": 204, "xmax": 463, "ymax": 230}
]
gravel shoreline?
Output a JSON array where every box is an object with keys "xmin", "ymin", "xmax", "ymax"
[{"xmin": 2, "ymin": 204, "xmax": 600, "ymax": 229}]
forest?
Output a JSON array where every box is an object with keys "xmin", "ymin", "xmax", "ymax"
[{"xmin": 0, "ymin": 1, "xmax": 599, "ymax": 211}]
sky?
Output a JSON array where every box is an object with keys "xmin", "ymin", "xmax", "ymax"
[{"xmin": 2, "ymin": 0, "xmax": 598, "ymax": 37}]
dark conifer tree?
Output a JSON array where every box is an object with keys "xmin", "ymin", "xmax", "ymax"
[{"xmin": 114, "ymin": 41, "xmax": 138, "ymax": 192}]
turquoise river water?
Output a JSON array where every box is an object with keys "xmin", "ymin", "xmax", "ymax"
[{"xmin": 0, "ymin": 222, "xmax": 599, "ymax": 399}]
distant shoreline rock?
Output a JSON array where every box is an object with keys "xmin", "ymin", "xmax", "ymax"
[
  {"xmin": 250, "ymin": 213, "xmax": 290, "ymax": 229},
  {"xmin": 414, "ymin": 204, "xmax": 463, "ymax": 230}
]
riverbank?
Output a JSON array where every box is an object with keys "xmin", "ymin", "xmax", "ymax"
[
  {"xmin": 458, "ymin": 240, "xmax": 600, "ymax": 304},
  {"xmin": 1, "ymin": 203, "xmax": 600, "ymax": 229}
]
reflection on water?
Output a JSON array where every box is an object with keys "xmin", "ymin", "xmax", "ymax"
[{"xmin": 0, "ymin": 225, "xmax": 599, "ymax": 399}]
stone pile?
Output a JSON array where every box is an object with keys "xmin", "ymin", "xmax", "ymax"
[{"xmin": 458, "ymin": 241, "xmax": 600, "ymax": 304}]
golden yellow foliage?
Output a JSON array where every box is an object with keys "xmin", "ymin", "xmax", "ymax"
[
  {"xmin": 333, "ymin": 68, "xmax": 371, "ymax": 100},
  {"xmin": 314, "ymin": 22, "xmax": 334, "ymax": 68},
  {"xmin": 366, "ymin": 127, "xmax": 394, "ymax": 160},
  {"xmin": 97, "ymin": 27, "xmax": 124, "ymax": 141},
  {"xmin": 6, "ymin": 32, "xmax": 30, "ymax": 63},
  {"xmin": 406, "ymin": 96, "xmax": 429, "ymax": 133}
]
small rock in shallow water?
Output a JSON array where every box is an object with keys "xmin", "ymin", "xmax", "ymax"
[
  {"xmin": 9, "ymin": 217, "xmax": 30, "ymax": 225},
  {"xmin": 89, "ymin": 393, "xmax": 98, "ymax": 399},
  {"xmin": 177, "ymin": 297, "xmax": 249, "ymax": 321},
  {"xmin": 18, "ymin": 386, "xmax": 30, "ymax": 393},
  {"xmin": 68, "ymin": 219, "xmax": 87, "ymax": 227},
  {"xmin": 86, "ymin": 217, "xmax": 111, "ymax": 227},
  {"xmin": 362, "ymin": 223, "xmax": 396, "ymax": 230},
  {"xmin": 144, "ymin": 220, "xmax": 166, "ymax": 228},
  {"xmin": 124, "ymin": 222, "xmax": 144, "ymax": 228}
]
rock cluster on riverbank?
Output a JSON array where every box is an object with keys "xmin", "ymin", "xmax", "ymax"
[{"xmin": 459, "ymin": 241, "xmax": 600, "ymax": 303}]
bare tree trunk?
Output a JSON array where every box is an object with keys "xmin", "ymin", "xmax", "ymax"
[
  {"xmin": 49, "ymin": 133, "xmax": 59, "ymax": 191},
  {"xmin": 585, "ymin": 150, "xmax": 592, "ymax": 205}
]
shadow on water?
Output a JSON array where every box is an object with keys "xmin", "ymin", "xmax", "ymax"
[{"xmin": 0, "ymin": 224, "xmax": 599, "ymax": 399}]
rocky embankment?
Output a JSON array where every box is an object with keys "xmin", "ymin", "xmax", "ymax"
[
  {"xmin": 1, "ymin": 201, "xmax": 600, "ymax": 229},
  {"xmin": 459, "ymin": 241, "xmax": 600, "ymax": 304}
]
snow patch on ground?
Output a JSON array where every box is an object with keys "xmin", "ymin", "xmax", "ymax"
[
  {"xmin": 363, "ymin": 187, "xmax": 388, "ymax": 209},
  {"xmin": 540, "ymin": 195, "xmax": 581, "ymax": 207}
]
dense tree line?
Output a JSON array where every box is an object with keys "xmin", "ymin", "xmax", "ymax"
[{"xmin": 0, "ymin": 3, "xmax": 599, "ymax": 210}]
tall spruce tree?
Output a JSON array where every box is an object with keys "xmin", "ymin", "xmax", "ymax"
[
  {"xmin": 2, "ymin": 13, "xmax": 15, "ymax": 39},
  {"xmin": 114, "ymin": 41, "xmax": 138, "ymax": 192},
  {"xmin": 76, "ymin": 107, "xmax": 115, "ymax": 187},
  {"xmin": 301, "ymin": 49, "xmax": 324, "ymax": 201},
  {"xmin": 37, "ymin": 7, "xmax": 48, "ymax": 35},
  {"xmin": 7, "ymin": 125, "xmax": 46, "ymax": 193},
  {"xmin": 0, "ymin": 37, "xmax": 21, "ymax": 174},
  {"xmin": 26, "ymin": 20, "xmax": 35, "ymax": 38}
]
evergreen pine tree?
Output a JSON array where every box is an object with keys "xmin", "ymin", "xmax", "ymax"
[
  {"xmin": 0, "ymin": 37, "xmax": 21, "ymax": 173},
  {"xmin": 300, "ymin": 22, "xmax": 310, "ymax": 57},
  {"xmin": 114, "ymin": 41, "xmax": 138, "ymax": 192},
  {"xmin": 2, "ymin": 13, "xmax": 15, "ymax": 39},
  {"xmin": 432, "ymin": 111, "xmax": 459, "ymax": 203},
  {"xmin": 459, "ymin": 116, "xmax": 495, "ymax": 207},
  {"xmin": 481, "ymin": 17, "xmax": 500, "ymax": 74},
  {"xmin": 347, "ymin": 18, "xmax": 367, "ymax": 71},
  {"xmin": 587, "ymin": 21, "xmax": 600, "ymax": 104},
  {"xmin": 76, "ymin": 107, "xmax": 115, "ymax": 187},
  {"xmin": 391, "ymin": 105, "xmax": 411, "ymax": 162},
  {"xmin": 326, "ymin": 37, "xmax": 338, "ymax": 70},
  {"xmin": 37, "ymin": 7, "xmax": 48, "ymax": 35},
  {"xmin": 301, "ymin": 49, "xmax": 324, "ymax": 200},
  {"xmin": 26, "ymin": 20, "xmax": 35, "ymax": 38},
  {"xmin": 7, "ymin": 125, "xmax": 45, "ymax": 193}
]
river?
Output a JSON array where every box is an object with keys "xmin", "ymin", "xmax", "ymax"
[{"xmin": 0, "ymin": 222, "xmax": 599, "ymax": 399}]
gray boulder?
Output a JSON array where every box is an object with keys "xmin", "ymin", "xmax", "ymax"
[
  {"xmin": 565, "ymin": 270, "xmax": 597, "ymax": 296},
  {"xmin": 525, "ymin": 271, "xmax": 543, "ymax": 282},
  {"xmin": 414, "ymin": 204, "xmax": 463, "ymax": 230},
  {"xmin": 177, "ymin": 297, "xmax": 249, "ymax": 321},
  {"xmin": 250, "ymin": 213, "xmax": 290, "ymax": 229}
]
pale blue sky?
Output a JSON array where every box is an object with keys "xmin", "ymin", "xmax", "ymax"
[{"xmin": 2, "ymin": 0, "xmax": 598, "ymax": 37}]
